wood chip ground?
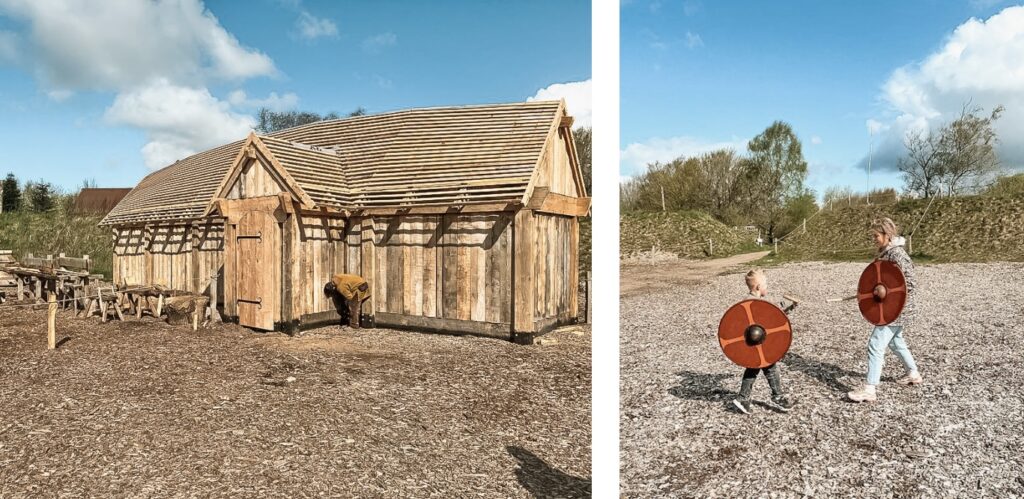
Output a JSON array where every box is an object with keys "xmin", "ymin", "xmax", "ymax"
[
  {"xmin": 0, "ymin": 310, "xmax": 590, "ymax": 497},
  {"xmin": 621, "ymin": 261, "xmax": 1024, "ymax": 497}
]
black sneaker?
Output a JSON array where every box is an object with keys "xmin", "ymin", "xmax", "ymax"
[
  {"xmin": 770, "ymin": 395, "xmax": 797, "ymax": 412},
  {"xmin": 732, "ymin": 398, "xmax": 752, "ymax": 414}
]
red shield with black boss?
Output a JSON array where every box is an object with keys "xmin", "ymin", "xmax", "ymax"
[
  {"xmin": 718, "ymin": 299, "xmax": 792, "ymax": 369},
  {"xmin": 857, "ymin": 259, "xmax": 907, "ymax": 326}
]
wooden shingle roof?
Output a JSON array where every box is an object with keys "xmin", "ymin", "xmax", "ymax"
[{"xmin": 102, "ymin": 100, "xmax": 566, "ymax": 225}]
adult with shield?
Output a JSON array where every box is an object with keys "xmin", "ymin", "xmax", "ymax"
[{"xmin": 848, "ymin": 218, "xmax": 923, "ymax": 403}]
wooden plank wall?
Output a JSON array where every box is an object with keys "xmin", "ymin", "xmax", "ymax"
[
  {"xmin": 113, "ymin": 227, "xmax": 146, "ymax": 285},
  {"xmin": 532, "ymin": 213, "xmax": 578, "ymax": 322},
  {"xmin": 532, "ymin": 128, "xmax": 580, "ymax": 197},
  {"xmin": 194, "ymin": 223, "xmax": 225, "ymax": 298},
  {"xmin": 112, "ymin": 223, "xmax": 224, "ymax": 295},
  {"xmin": 288, "ymin": 213, "xmax": 347, "ymax": 320},
  {"xmin": 361, "ymin": 214, "xmax": 512, "ymax": 325},
  {"xmin": 227, "ymin": 160, "xmax": 282, "ymax": 200}
]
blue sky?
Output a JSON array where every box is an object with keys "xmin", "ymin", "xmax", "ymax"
[
  {"xmin": 621, "ymin": 0, "xmax": 1024, "ymax": 198},
  {"xmin": 0, "ymin": 0, "xmax": 591, "ymax": 191}
]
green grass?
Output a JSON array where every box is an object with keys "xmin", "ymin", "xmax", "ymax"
[
  {"xmin": 778, "ymin": 194, "xmax": 1024, "ymax": 263},
  {"xmin": 0, "ymin": 208, "xmax": 111, "ymax": 277},
  {"xmin": 620, "ymin": 210, "xmax": 757, "ymax": 259}
]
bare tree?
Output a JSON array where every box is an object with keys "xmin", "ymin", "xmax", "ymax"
[{"xmin": 898, "ymin": 130, "xmax": 943, "ymax": 198}]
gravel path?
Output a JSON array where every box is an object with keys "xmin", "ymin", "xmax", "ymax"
[
  {"xmin": 621, "ymin": 261, "xmax": 1024, "ymax": 497},
  {"xmin": 0, "ymin": 309, "xmax": 590, "ymax": 497}
]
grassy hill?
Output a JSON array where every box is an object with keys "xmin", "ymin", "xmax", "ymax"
[
  {"xmin": 620, "ymin": 211, "xmax": 757, "ymax": 259},
  {"xmin": 0, "ymin": 210, "xmax": 112, "ymax": 277},
  {"xmin": 779, "ymin": 194, "xmax": 1024, "ymax": 262}
]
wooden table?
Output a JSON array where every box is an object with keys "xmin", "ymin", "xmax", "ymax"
[{"xmin": 2, "ymin": 266, "xmax": 94, "ymax": 311}]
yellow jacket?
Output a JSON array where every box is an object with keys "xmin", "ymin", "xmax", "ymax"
[{"xmin": 330, "ymin": 274, "xmax": 370, "ymax": 301}]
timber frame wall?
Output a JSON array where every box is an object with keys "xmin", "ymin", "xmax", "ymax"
[{"xmin": 106, "ymin": 101, "xmax": 587, "ymax": 340}]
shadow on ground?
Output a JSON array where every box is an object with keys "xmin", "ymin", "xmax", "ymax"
[
  {"xmin": 782, "ymin": 351, "xmax": 861, "ymax": 393},
  {"xmin": 508, "ymin": 446, "xmax": 591, "ymax": 498},
  {"xmin": 667, "ymin": 370, "xmax": 734, "ymax": 403}
]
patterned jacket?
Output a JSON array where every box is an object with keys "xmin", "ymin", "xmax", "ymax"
[{"xmin": 877, "ymin": 240, "xmax": 916, "ymax": 328}]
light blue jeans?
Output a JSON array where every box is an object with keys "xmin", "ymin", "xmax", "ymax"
[{"xmin": 866, "ymin": 325, "xmax": 918, "ymax": 385}]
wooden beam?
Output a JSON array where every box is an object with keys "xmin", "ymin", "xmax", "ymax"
[
  {"xmin": 373, "ymin": 312, "xmax": 511, "ymax": 340},
  {"xmin": 355, "ymin": 202, "xmax": 520, "ymax": 216},
  {"xmin": 536, "ymin": 194, "xmax": 591, "ymax": 217}
]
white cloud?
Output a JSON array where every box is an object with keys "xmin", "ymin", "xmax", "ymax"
[
  {"xmin": 620, "ymin": 135, "xmax": 748, "ymax": 175},
  {"xmin": 105, "ymin": 80, "xmax": 255, "ymax": 169},
  {"xmin": 46, "ymin": 89, "xmax": 72, "ymax": 101},
  {"xmin": 0, "ymin": 0, "xmax": 290, "ymax": 170},
  {"xmin": 810, "ymin": 135, "xmax": 822, "ymax": 145},
  {"xmin": 0, "ymin": 0, "xmax": 275, "ymax": 90},
  {"xmin": 684, "ymin": 31, "xmax": 704, "ymax": 49},
  {"xmin": 295, "ymin": 11, "xmax": 338, "ymax": 40},
  {"xmin": 227, "ymin": 90, "xmax": 299, "ymax": 111},
  {"xmin": 866, "ymin": 119, "xmax": 886, "ymax": 135},
  {"xmin": 0, "ymin": 30, "xmax": 18, "ymax": 62},
  {"xmin": 683, "ymin": 0, "xmax": 702, "ymax": 16},
  {"xmin": 361, "ymin": 32, "xmax": 397, "ymax": 54},
  {"xmin": 527, "ymin": 79, "xmax": 592, "ymax": 128},
  {"xmin": 866, "ymin": 5, "xmax": 1024, "ymax": 171}
]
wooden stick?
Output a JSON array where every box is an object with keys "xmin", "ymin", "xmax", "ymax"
[
  {"xmin": 209, "ymin": 274, "xmax": 221, "ymax": 323},
  {"xmin": 47, "ymin": 293, "xmax": 56, "ymax": 350}
]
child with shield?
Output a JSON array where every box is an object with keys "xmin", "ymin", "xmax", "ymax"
[
  {"xmin": 731, "ymin": 268, "xmax": 798, "ymax": 414},
  {"xmin": 847, "ymin": 217, "xmax": 923, "ymax": 403}
]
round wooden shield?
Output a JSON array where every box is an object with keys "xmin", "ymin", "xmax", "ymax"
[
  {"xmin": 718, "ymin": 299, "xmax": 792, "ymax": 369},
  {"xmin": 857, "ymin": 260, "xmax": 907, "ymax": 326}
]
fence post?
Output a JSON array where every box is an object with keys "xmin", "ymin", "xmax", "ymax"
[
  {"xmin": 47, "ymin": 293, "xmax": 56, "ymax": 350},
  {"xmin": 209, "ymin": 273, "xmax": 221, "ymax": 323},
  {"xmin": 908, "ymin": 235, "xmax": 913, "ymax": 255},
  {"xmin": 774, "ymin": 239, "xmax": 778, "ymax": 255},
  {"xmin": 709, "ymin": 238, "xmax": 713, "ymax": 256},
  {"xmin": 803, "ymin": 219, "xmax": 806, "ymax": 233},
  {"xmin": 660, "ymin": 186, "xmax": 666, "ymax": 212}
]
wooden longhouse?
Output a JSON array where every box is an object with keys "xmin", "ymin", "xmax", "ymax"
[{"xmin": 101, "ymin": 101, "xmax": 590, "ymax": 340}]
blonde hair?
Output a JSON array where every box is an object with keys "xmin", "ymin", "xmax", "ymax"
[
  {"xmin": 870, "ymin": 217, "xmax": 899, "ymax": 240},
  {"xmin": 745, "ymin": 268, "xmax": 765, "ymax": 291}
]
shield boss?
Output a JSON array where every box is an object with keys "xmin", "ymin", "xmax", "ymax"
[{"xmin": 718, "ymin": 299, "xmax": 792, "ymax": 369}]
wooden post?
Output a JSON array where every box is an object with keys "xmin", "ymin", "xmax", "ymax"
[
  {"xmin": 709, "ymin": 238, "xmax": 713, "ymax": 256},
  {"xmin": 660, "ymin": 186, "xmax": 666, "ymax": 212},
  {"xmin": 17, "ymin": 277, "xmax": 23, "ymax": 300},
  {"xmin": 209, "ymin": 274, "xmax": 221, "ymax": 323},
  {"xmin": 803, "ymin": 219, "xmax": 806, "ymax": 233},
  {"xmin": 586, "ymin": 271, "xmax": 592, "ymax": 324},
  {"xmin": 47, "ymin": 293, "xmax": 56, "ymax": 350},
  {"xmin": 774, "ymin": 239, "xmax": 778, "ymax": 254},
  {"xmin": 909, "ymin": 235, "xmax": 913, "ymax": 255}
]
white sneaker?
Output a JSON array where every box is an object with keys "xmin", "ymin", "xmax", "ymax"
[
  {"xmin": 847, "ymin": 386, "xmax": 877, "ymax": 403},
  {"xmin": 896, "ymin": 372, "xmax": 923, "ymax": 385}
]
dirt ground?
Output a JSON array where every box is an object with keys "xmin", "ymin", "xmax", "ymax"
[
  {"xmin": 621, "ymin": 260, "xmax": 1024, "ymax": 497},
  {"xmin": 0, "ymin": 307, "xmax": 591, "ymax": 497},
  {"xmin": 619, "ymin": 251, "xmax": 770, "ymax": 298}
]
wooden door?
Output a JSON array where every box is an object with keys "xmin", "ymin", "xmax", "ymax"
[{"xmin": 235, "ymin": 210, "xmax": 280, "ymax": 330}]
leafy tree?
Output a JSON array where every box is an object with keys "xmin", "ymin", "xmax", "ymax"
[
  {"xmin": 255, "ymin": 107, "xmax": 366, "ymax": 133},
  {"xmin": 938, "ymin": 103, "xmax": 1003, "ymax": 195},
  {"xmin": 573, "ymin": 127, "xmax": 592, "ymax": 195},
  {"xmin": 738, "ymin": 121, "xmax": 809, "ymax": 239},
  {"xmin": 29, "ymin": 180, "xmax": 56, "ymax": 212},
  {"xmin": 2, "ymin": 173, "xmax": 20, "ymax": 213},
  {"xmin": 899, "ymin": 103, "xmax": 1003, "ymax": 197}
]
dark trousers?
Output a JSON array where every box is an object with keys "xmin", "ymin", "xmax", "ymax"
[
  {"xmin": 739, "ymin": 364, "xmax": 784, "ymax": 399},
  {"xmin": 333, "ymin": 295, "xmax": 363, "ymax": 328}
]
